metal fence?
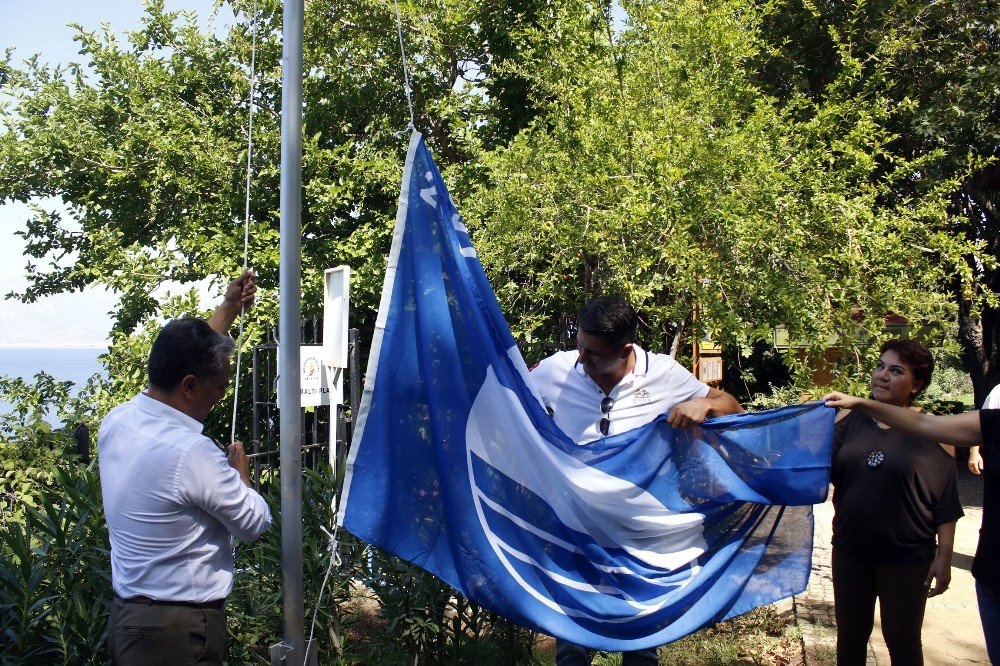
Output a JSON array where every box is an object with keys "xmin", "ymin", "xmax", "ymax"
[
  {"xmin": 247, "ymin": 320, "xmax": 361, "ymax": 489},
  {"xmin": 243, "ymin": 317, "xmax": 573, "ymax": 488}
]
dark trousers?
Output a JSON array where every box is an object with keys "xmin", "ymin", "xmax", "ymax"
[
  {"xmin": 976, "ymin": 581, "xmax": 1000, "ymax": 665},
  {"xmin": 108, "ymin": 596, "xmax": 227, "ymax": 666},
  {"xmin": 555, "ymin": 639, "xmax": 659, "ymax": 665},
  {"xmin": 832, "ymin": 548, "xmax": 931, "ymax": 666}
]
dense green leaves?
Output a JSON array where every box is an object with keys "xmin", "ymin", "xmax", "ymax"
[
  {"xmin": 752, "ymin": 0, "xmax": 1000, "ymax": 396},
  {"xmin": 0, "ymin": 372, "xmax": 102, "ymax": 519},
  {"xmin": 0, "ymin": 465, "xmax": 110, "ymax": 666},
  {"xmin": 3, "ymin": 0, "xmax": 994, "ymax": 389},
  {"xmin": 467, "ymin": 0, "xmax": 978, "ymax": 385},
  {"xmin": 1, "ymin": 0, "xmax": 479, "ymax": 342}
]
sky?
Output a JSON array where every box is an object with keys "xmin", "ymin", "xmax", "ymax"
[{"xmin": 0, "ymin": 0, "xmax": 231, "ymax": 346}]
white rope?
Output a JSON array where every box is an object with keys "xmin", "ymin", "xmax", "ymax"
[
  {"xmin": 231, "ymin": 0, "xmax": 260, "ymax": 446},
  {"xmin": 394, "ymin": 0, "xmax": 417, "ymax": 130},
  {"xmin": 305, "ymin": 523, "xmax": 342, "ymax": 665},
  {"xmin": 302, "ymin": 4, "xmax": 418, "ymax": 660}
]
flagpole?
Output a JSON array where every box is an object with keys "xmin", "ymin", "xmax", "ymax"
[{"xmin": 273, "ymin": 0, "xmax": 306, "ymax": 662}]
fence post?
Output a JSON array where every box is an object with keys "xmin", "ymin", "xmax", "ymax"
[
  {"xmin": 73, "ymin": 423, "xmax": 90, "ymax": 464},
  {"xmin": 349, "ymin": 328, "xmax": 360, "ymax": 439}
]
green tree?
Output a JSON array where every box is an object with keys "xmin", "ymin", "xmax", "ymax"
[
  {"xmin": 891, "ymin": 0, "xmax": 1000, "ymax": 404},
  {"xmin": 0, "ymin": 0, "xmax": 512, "ymax": 414},
  {"xmin": 466, "ymin": 0, "xmax": 975, "ymax": 384},
  {"xmin": 2, "ymin": 0, "xmax": 994, "ymax": 395},
  {"xmin": 753, "ymin": 0, "xmax": 1000, "ymax": 398}
]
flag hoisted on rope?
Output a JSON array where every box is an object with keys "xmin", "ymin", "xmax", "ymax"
[{"xmin": 338, "ymin": 130, "xmax": 835, "ymax": 650}]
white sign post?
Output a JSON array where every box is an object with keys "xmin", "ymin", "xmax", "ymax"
[
  {"xmin": 324, "ymin": 266, "xmax": 350, "ymax": 368},
  {"xmin": 322, "ymin": 266, "xmax": 350, "ymax": 473}
]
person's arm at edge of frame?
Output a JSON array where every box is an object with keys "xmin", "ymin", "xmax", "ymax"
[
  {"xmin": 823, "ymin": 392, "xmax": 983, "ymax": 446},
  {"xmin": 668, "ymin": 388, "xmax": 745, "ymax": 429},
  {"xmin": 207, "ymin": 269, "xmax": 256, "ymax": 336},
  {"xmin": 926, "ymin": 521, "xmax": 955, "ymax": 597}
]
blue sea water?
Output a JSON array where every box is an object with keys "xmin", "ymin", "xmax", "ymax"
[{"xmin": 0, "ymin": 347, "xmax": 106, "ymax": 418}]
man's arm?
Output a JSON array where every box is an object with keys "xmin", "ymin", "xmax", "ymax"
[
  {"xmin": 823, "ymin": 392, "xmax": 982, "ymax": 446},
  {"xmin": 227, "ymin": 441, "xmax": 252, "ymax": 488},
  {"xmin": 668, "ymin": 388, "xmax": 744, "ymax": 429},
  {"xmin": 181, "ymin": 441, "xmax": 272, "ymax": 542},
  {"xmin": 207, "ymin": 269, "xmax": 256, "ymax": 336}
]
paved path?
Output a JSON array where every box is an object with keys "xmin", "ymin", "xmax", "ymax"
[{"xmin": 795, "ymin": 465, "xmax": 990, "ymax": 665}]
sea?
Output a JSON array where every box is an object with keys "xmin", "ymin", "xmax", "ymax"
[{"xmin": 0, "ymin": 347, "xmax": 106, "ymax": 418}]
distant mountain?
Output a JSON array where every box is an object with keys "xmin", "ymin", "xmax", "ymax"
[{"xmin": 0, "ymin": 285, "xmax": 114, "ymax": 347}]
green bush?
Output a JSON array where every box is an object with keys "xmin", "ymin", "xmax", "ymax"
[
  {"xmin": 922, "ymin": 349, "xmax": 974, "ymax": 408},
  {"xmin": 0, "ymin": 464, "xmax": 111, "ymax": 666},
  {"xmin": 0, "ymin": 372, "xmax": 102, "ymax": 525}
]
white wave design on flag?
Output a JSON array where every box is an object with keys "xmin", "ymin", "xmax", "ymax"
[{"xmin": 465, "ymin": 363, "xmax": 705, "ymax": 619}]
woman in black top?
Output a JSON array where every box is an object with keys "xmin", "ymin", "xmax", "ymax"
[
  {"xmin": 825, "ymin": 389, "xmax": 999, "ymax": 665},
  {"xmin": 829, "ymin": 340, "xmax": 962, "ymax": 665}
]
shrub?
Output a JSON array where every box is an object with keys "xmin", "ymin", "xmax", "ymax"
[
  {"xmin": 0, "ymin": 465, "xmax": 111, "ymax": 666},
  {"xmin": 0, "ymin": 372, "xmax": 103, "ymax": 525}
]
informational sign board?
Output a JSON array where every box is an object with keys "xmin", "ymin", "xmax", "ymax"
[
  {"xmin": 698, "ymin": 355, "xmax": 723, "ymax": 384},
  {"xmin": 296, "ymin": 345, "xmax": 343, "ymax": 407},
  {"xmin": 324, "ymin": 266, "xmax": 350, "ymax": 368}
]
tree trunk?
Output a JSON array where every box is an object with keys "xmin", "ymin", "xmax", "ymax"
[
  {"xmin": 957, "ymin": 299, "xmax": 998, "ymax": 407},
  {"xmin": 669, "ymin": 317, "xmax": 688, "ymax": 359},
  {"xmin": 956, "ymin": 166, "xmax": 1000, "ymax": 407}
]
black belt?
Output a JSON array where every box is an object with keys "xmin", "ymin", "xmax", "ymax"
[{"xmin": 119, "ymin": 595, "xmax": 226, "ymax": 609}]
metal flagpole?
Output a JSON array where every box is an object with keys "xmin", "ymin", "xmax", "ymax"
[{"xmin": 271, "ymin": 0, "xmax": 308, "ymax": 663}]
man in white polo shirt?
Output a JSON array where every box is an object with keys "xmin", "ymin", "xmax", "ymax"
[
  {"xmin": 530, "ymin": 295, "xmax": 743, "ymax": 665},
  {"xmin": 100, "ymin": 271, "xmax": 272, "ymax": 666}
]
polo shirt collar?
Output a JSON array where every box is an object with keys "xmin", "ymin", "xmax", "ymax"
[
  {"xmin": 135, "ymin": 391, "xmax": 205, "ymax": 434},
  {"xmin": 633, "ymin": 345, "xmax": 649, "ymax": 376},
  {"xmin": 573, "ymin": 344, "xmax": 650, "ymax": 389}
]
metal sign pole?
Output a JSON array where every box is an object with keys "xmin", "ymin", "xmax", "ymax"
[{"xmin": 272, "ymin": 0, "xmax": 307, "ymax": 663}]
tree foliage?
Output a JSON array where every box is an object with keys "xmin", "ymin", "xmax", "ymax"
[
  {"xmin": 467, "ymin": 0, "xmax": 978, "ymax": 385},
  {"xmin": 0, "ymin": 372, "xmax": 102, "ymax": 521},
  {"xmin": 0, "ymin": 0, "xmax": 499, "ymax": 407},
  {"xmin": 753, "ymin": 0, "xmax": 1000, "ymax": 396},
  {"xmin": 0, "ymin": 465, "xmax": 110, "ymax": 666},
  {"xmin": 4, "ymin": 0, "xmax": 993, "ymax": 390}
]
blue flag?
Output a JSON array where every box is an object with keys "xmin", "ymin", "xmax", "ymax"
[{"xmin": 338, "ymin": 131, "xmax": 834, "ymax": 650}]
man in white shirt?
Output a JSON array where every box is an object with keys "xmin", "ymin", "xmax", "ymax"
[
  {"xmin": 100, "ymin": 270, "xmax": 272, "ymax": 666},
  {"xmin": 530, "ymin": 295, "xmax": 743, "ymax": 666}
]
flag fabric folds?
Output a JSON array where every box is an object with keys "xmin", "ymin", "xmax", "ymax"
[{"xmin": 338, "ymin": 131, "xmax": 835, "ymax": 650}]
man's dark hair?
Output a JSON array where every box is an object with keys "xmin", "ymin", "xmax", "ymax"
[
  {"xmin": 577, "ymin": 296, "xmax": 638, "ymax": 349},
  {"xmin": 148, "ymin": 317, "xmax": 235, "ymax": 391},
  {"xmin": 879, "ymin": 338, "xmax": 934, "ymax": 397}
]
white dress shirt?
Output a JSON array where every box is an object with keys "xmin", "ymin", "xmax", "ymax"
[
  {"xmin": 985, "ymin": 385, "xmax": 1000, "ymax": 409},
  {"xmin": 530, "ymin": 345, "xmax": 710, "ymax": 443},
  {"xmin": 99, "ymin": 392, "xmax": 272, "ymax": 602}
]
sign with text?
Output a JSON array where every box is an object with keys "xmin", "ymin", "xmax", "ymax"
[
  {"xmin": 299, "ymin": 345, "xmax": 343, "ymax": 407},
  {"xmin": 698, "ymin": 355, "xmax": 723, "ymax": 384}
]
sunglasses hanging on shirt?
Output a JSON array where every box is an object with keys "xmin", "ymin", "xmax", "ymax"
[{"xmin": 599, "ymin": 395, "xmax": 615, "ymax": 436}]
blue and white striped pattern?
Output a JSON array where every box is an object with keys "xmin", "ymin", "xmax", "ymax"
[{"xmin": 338, "ymin": 131, "xmax": 834, "ymax": 650}]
